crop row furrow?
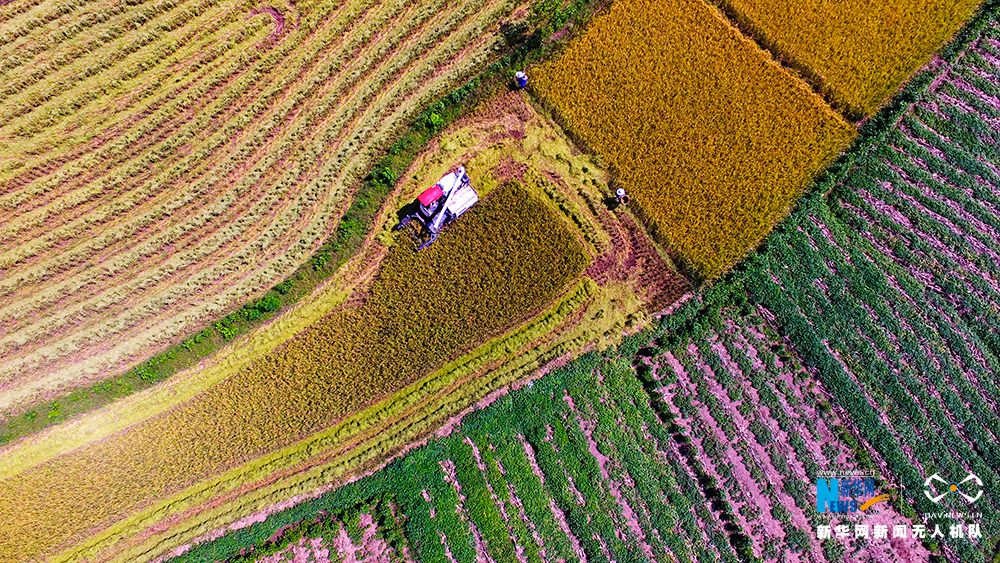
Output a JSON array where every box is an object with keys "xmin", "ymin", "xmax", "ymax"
[
  {"xmin": 0, "ymin": 0, "xmax": 138, "ymax": 81},
  {"xmin": 753, "ymin": 267, "xmax": 933, "ymax": 506},
  {"xmin": 644, "ymin": 362, "xmax": 751, "ymax": 563},
  {"xmin": 408, "ymin": 465, "xmax": 477, "ymax": 563},
  {"xmin": 3, "ymin": 23, "xmax": 257, "ymax": 142},
  {"xmin": 862, "ymin": 281, "xmax": 991, "ymax": 457},
  {"xmin": 917, "ymin": 103, "xmax": 1000, "ymax": 162},
  {"xmin": 588, "ymin": 378, "xmax": 694, "ymax": 563},
  {"xmin": 522, "ymin": 432, "xmax": 597, "ymax": 563},
  {"xmin": 493, "ymin": 460, "xmax": 550, "ymax": 563},
  {"xmin": 902, "ymin": 112, "xmax": 1000, "ymax": 207},
  {"xmin": 0, "ymin": 72, "xmax": 225, "ymax": 194},
  {"xmin": 440, "ymin": 458, "xmax": 495, "ymax": 562},
  {"xmin": 957, "ymin": 49, "xmax": 1000, "ymax": 88},
  {"xmin": 0, "ymin": 0, "xmax": 107, "ymax": 46},
  {"xmin": 812, "ymin": 214, "xmax": 1000, "ymax": 499},
  {"xmin": 452, "ymin": 442, "xmax": 524, "ymax": 562},
  {"xmin": 889, "ymin": 127, "xmax": 1000, "ymax": 235},
  {"xmin": 0, "ymin": 16, "xmax": 268, "ymax": 241},
  {"xmin": 0, "ymin": 0, "xmax": 494, "ymax": 362},
  {"xmin": 847, "ymin": 192, "xmax": 1000, "ymax": 325},
  {"xmin": 895, "ymin": 115, "xmax": 1000, "ymax": 208},
  {"xmin": 0, "ymin": 0, "xmax": 193, "ymax": 99},
  {"xmin": 840, "ymin": 199, "xmax": 1000, "ymax": 376},
  {"xmin": 0, "ymin": 187, "xmax": 329, "ymax": 376},
  {"xmin": 874, "ymin": 161, "xmax": 1000, "ymax": 264},
  {"xmin": 726, "ymin": 334, "xmax": 838, "ymax": 502},
  {"xmin": 0, "ymin": 0, "xmax": 51, "ymax": 26},
  {"xmin": 846, "ymin": 185, "xmax": 1000, "ymax": 300},
  {"xmin": 0, "ymin": 0, "xmax": 427, "ymax": 270},
  {"xmin": 723, "ymin": 335, "xmax": 830, "ymax": 471},
  {"xmin": 0, "ymin": 0, "xmax": 231, "ymax": 127},
  {"xmin": 564, "ymin": 390, "xmax": 661, "ymax": 561},
  {"xmin": 937, "ymin": 88, "xmax": 1000, "ymax": 129},
  {"xmin": 493, "ymin": 435, "xmax": 579, "ymax": 563},
  {"xmin": 954, "ymin": 51, "xmax": 1000, "ymax": 93},
  {"xmin": 881, "ymin": 274, "xmax": 1000, "ymax": 440},
  {"xmin": 940, "ymin": 77, "xmax": 1000, "ymax": 118},
  {"xmin": 753, "ymin": 242, "xmax": 904, "ymax": 439},
  {"xmin": 687, "ymin": 338, "xmax": 821, "ymax": 559},
  {"xmin": 0, "ymin": 82, "xmax": 458, "ymax": 388},
  {"xmin": 655, "ymin": 355, "xmax": 750, "ymax": 550},
  {"xmin": 862, "ymin": 182, "xmax": 1000, "ymax": 324},
  {"xmin": 527, "ymin": 414, "xmax": 634, "ymax": 562},
  {"xmin": 465, "ymin": 437, "xmax": 539, "ymax": 563}
]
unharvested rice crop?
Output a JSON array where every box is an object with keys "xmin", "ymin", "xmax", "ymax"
[
  {"xmin": 713, "ymin": 0, "xmax": 982, "ymax": 118},
  {"xmin": 405, "ymin": 89, "xmax": 690, "ymax": 311},
  {"xmin": 0, "ymin": 185, "xmax": 586, "ymax": 563},
  {"xmin": 0, "ymin": 0, "xmax": 526, "ymax": 413},
  {"xmin": 532, "ymin": 0, "xmax": 855, "ymax": 279}
]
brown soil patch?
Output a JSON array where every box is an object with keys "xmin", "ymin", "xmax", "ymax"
[{"xmin": 249, "ymin": 7, "xmax": 287, "ymax": 42}]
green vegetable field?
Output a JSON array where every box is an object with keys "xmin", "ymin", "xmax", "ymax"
[{"xmin": 737, "ymin": 26, "xmax": 1000, "ymax": 559}]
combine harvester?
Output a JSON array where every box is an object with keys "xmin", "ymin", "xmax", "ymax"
[{"xmin": 397, "ymin": 165, "xmax": 478, "ymax": 249}]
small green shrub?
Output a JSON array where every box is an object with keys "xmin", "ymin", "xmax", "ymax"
[
  {"xmin": 274, "ymin": 280, "xmax": 293, "ymax": 295},
  {"xmin": 242, "ymin": 307, "xmax": 263, "ymax": 321},
  {"xmin": 425, "ymin": 112, "xmax": 444, "ymax": 132},
  {"xmin": 367, "ymin": 166, "xmax": 395, "ymax": 187},
  {"xmin": 136, "ymin": 364, "xmax": 157, "ymax": 382},
  {"xmin": 259, "ymin": 295, "xmax": 281, "ymax": 312},
  {"xmin": 311, "ymin": 253, "xmax": 330, "ymax": 271}
]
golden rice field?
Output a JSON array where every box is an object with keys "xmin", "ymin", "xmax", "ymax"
[
  {"xmin": 0, "ymin": 0, "xmax": 527, "ymax": 414},
  {"xmin": 0, "ymin": 185, "xmax": 587, "ymax": 563},
  {"xmin": 713, "ymin": 0, "xmax": 983, "ymax": 118},
  {"xmin": 532, "ymin": 0, "xmax": 856, "ymax": 279}
]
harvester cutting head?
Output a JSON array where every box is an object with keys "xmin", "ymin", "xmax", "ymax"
[{"xmin": 395, "ymin": 165, "xmax": 478, "ymax": 250}]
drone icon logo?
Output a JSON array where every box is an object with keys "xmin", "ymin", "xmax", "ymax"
[{"xmin": 924, "ymin": 473, "xmax": 983, "ymax": 503}]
